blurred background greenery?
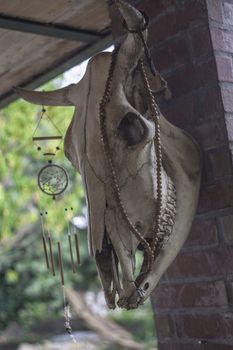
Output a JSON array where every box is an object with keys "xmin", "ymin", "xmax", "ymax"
[{"xmin": 0, "ymin": 75, "xmax": 156, "ymax": 349}]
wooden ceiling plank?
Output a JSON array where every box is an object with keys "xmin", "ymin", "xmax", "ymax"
[
  {"xmin": 0, "ymin": 14, "xmax": 101, "ymax": 43},
  {"xmin": 0, "ymin": 39, "xmax": 82, "ymax": 94},
  {"xmin": 0, "ymin": 31, "xmax": 59, "ymax": 76},
  {"xmin": 0, "ymin": 33, "xmax": 113, "ymax": 109},
  {"xmin": 0, "ymin": 0, "xmax": 77, "ymax": 23},
  {"xmin": 0, "ymin": 0, "xmax": 110, "ymax": 32},
  {"xmin": 51, "ymin": 1, "xmax": 110, "ymax": 32}
]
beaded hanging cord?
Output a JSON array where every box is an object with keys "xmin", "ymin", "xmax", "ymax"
[{"xmin": 99, "ymin": 17, "xmax": 176, "ymax": 275}]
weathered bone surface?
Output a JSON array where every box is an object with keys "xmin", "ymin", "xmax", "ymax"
[{"xmin": 16, "ymin": 0, "xmax": 202, "ymax": 310}]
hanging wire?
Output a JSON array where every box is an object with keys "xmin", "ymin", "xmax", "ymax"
[
  {"xmin": 44, "ymin": 108, "xmax": 63, "ymax": 138},
  {"xmin": 32, "ymin": 107, "xmax": 46, "ymax": 149},
  {"xmin": 63, "ymin": 286, "xmax": 77, "ymax": 344},
  {"xmin": 32, "ymin": 106, "xmax": 64, "ymax": 160},
  {"xmin": 32, "ymin": 106, "xmax": 63, "ymax": 141}
]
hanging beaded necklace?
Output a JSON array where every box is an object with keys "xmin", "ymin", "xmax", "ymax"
[{"xmin": 98, "ymin": 45, "xmax": 177, "ymax": 275}]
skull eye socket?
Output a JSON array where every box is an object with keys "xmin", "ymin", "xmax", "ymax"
[{"xmin": 118, "ymin": 112, "xmax": 146, "ymax": 146}]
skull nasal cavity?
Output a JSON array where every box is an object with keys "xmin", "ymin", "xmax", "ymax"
[{"xmin": 118, "ymin": 112, "xmax": 146, "ymax": 146}]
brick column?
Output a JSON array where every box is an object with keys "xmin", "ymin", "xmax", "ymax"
[{"xmin": 108, "ymin": 1, "xmax": 233, "ymax": 349}]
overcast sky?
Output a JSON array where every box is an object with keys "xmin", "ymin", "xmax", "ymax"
[{"xmin": 59, "ymin": 45, "xmax": 114, "ymax": 87}]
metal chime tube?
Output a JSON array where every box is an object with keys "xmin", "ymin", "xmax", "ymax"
[
  {"xmin": 58, "ymin": 241, "xmax": 65, "ymax": 286},
  {"xmin": 68, "ymin": 235, "xmax": 76, "ymax": 273},
  {"xmin": 48, "ymin": 235, "xmax": 56, "ymax": 276},
  {"xmin": 74, "ymin": 233, "xmax": 81, "ymax": 265},
  {"xmin": 42, "ymin": 235, "xmax": 50, "ymax": 269}
]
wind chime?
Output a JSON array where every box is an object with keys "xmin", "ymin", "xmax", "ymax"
[{"xmin": 32, "ymin": 106, "xmax": 81, "ymax": 343}]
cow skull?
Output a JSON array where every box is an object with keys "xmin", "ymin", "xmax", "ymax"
[{"xmin": 16, "ymin": 0, "xmax": 202, "ymax": 310}]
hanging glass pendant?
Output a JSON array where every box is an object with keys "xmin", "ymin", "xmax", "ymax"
[{"xmin": 38, "ymin": 162, "xmax": 68, "ymax": 197}]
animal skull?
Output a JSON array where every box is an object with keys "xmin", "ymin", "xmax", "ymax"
[{"xmin": 16, "ymin": 0, "xmax": 202, "ymax": 310}]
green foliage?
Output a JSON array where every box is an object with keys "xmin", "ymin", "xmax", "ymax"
[{"xmin": 0, "ymin": 85, "xmax": 99, "ymax": 329}]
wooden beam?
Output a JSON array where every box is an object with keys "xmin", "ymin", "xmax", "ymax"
[
  {"xmin": 0, "ymin": 34, "xmax": 113, "ymax": 109},
  {"xmin": 0, "ymin": 14, "xmax": 101, "ymax": 43}
]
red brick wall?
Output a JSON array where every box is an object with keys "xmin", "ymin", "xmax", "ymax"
[
  {"xmin": 208, "ymin": 0, "xmax": 233, "ymax": 164},
  {"xmin": 108, "ymin": 0, "xmax": 233, "ymax": 349}
]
